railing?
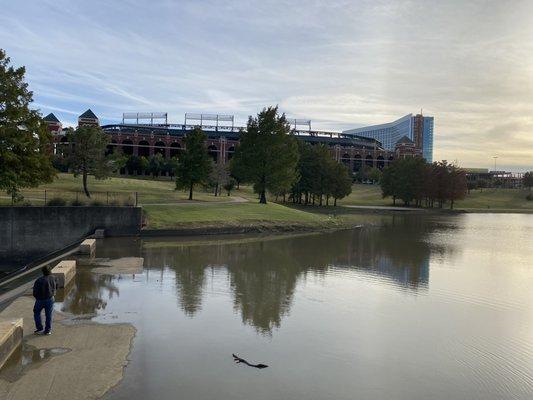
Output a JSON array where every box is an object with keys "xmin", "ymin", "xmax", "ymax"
[{"xmin": 0, "ymin": 189, "xmax": 137, "ymax": 207}]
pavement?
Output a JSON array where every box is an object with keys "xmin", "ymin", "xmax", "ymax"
[
  {"xmin": 343, "ymin": 204, "xmax": 426, "ymax": 211},
  {"xmin": 0, "ymin": 296, "xmax": 135, "ymax": 400}
]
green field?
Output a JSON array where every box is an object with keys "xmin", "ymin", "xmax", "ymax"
[
  {"xmin": 143, "ymin": 202, "xmax": 330, "ymax": 229},
  {"xmin": 338, "ymin": 184, "xmax": 533, "ymax": 211},
  {"xmin": 2, "ymin": 175, "xmax": 531, "ymax": 230},
  {"xmin": 0, "ymin": 174, "xmax": 236, "ymax": 205}
]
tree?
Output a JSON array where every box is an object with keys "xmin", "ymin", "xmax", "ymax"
[
  {"xmin": 175, "ymin": 127, "xmax": 212, "ymax": 200},
  {"xmin": 223, "ymin": 178, "xmax": 236, "ymax": 196},
  {"xmin": 0, "ymin": 49, "xmax": 55, "ymax": 199},
  {"xmin": 231, "ymin": 106, "xmax": 299, "ymax": 204},
  {"xmin": 447, "ymin": 164, "xmax": 467, "ymax": 209},
  {"xmin": 330, "ymin": 162, "xmax": 352, "ymax": 206},
  {"xmin": 368, "ymin": 167, "xmax": 382, "ymax": 184},
  {"xmin": 148, "ymin": 153, "xmax": 164, "ymax": 178},
  {"xmin": 209, "ymin": 162, "xmax": 230, "ymax": 196},
  {"xmin": 65, "ymin": 125, "xmax": 111, "ymax": 197},
  {"xmin": 523, "ymin": 171, "xmax": 533, "ymax": 193}
]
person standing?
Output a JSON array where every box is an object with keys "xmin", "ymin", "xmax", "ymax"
[{"xmin": 33, "ymin": 266, "xmax": 57, "ymax": 335}]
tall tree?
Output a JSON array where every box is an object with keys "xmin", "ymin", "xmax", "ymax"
[
  {"xmin": 66, "ymin": 125, "xmax": 112, "ymax": 197},
  {"xmin": 231, "ymin": 106, "xmax": 299, "ymax": 204},
  {"xmin": 523, "ymin": 171, "xmax": 533, "ymax": 193},
  {"xmin": 209, "ymin": 162, "xmax": 230, "ymax": 196},
  {"xmin": 330, "ymin": 162, "xmax": 352, "ymax": 206},
  {"xmin": 0, "ymin": 49, "xmax": 55, "ymax": 199},
  {"xmin": 176, "ymin": 127, "xmax": 212, "ymax": 200}
]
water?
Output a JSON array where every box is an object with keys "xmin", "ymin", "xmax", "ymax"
[{"xmin": 55, "ymin": 214, "xmax": 532, "ymax": 400}]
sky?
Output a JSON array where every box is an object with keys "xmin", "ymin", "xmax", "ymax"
[{"xmin": 1, "ymin": 0, "xmax": 532, "ymax": 171}]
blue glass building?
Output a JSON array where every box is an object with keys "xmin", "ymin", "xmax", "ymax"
[{"xmin": 343, "ymin": 114, "xmax": 434, "ymax": 162}]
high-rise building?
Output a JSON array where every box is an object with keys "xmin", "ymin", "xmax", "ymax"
[{"xmin": 343, "ymin": 113, "xmax": 434, "ymax": 162}]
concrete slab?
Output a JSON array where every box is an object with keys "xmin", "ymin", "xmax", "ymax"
[
  {"xmin": 91, "ymin": 257, "xmax": 144, "ymax": 275},
  {"xmin": 0, "ymin": 296, "xmax": 134, "ymax": 400},
  {"xmin": 54, "ymin": 280, "xmax": 75, "ymax": 303},
  {"xmin": 51, "ymin": 260, "xmax": 76, "ymax": 288},
  {"xmin": 0, "ymin": 318, "xmax": 23, "ymax": 370},
  {"xmin": 93, "ymin": 229, "xmax": 105, "ymax": 239},
  {"xmin": 79, "ymin": 238, "xmax": 96, "ymax": 255}
]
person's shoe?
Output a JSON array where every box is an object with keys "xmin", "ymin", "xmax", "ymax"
[
  {"xmin": 43, "ymin": 331, "xmax": 51, "ymax": 335},
  {"xmin": 34, "ymin": 329, "xmax": 43, "ymax": 335}
]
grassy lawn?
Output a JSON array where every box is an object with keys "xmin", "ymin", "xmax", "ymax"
[
  {"xmin": 336, "ymin": 184, "xmax": 533, "ymax": 211},
  {"xmin": 0, "ymin": 173, "xmax": 236, "ymax": 205},
  {"xmin": 337, "ymin": 184, "xmax": 390, "ymax": 206},
  {"xmin": 455, "ymin": 188, "xmax": 533, "ymax": 211},
  {"xmin": 143, "ymin": 202, "xmax": 330, "ymax": 229}
]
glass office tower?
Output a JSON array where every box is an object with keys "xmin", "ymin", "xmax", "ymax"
[{"xmin": 342, "ymin": 114, "xmax": 434, "ymax": 162}]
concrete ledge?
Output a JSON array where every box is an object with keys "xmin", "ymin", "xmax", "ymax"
[
  {"xmin": 79, "ymin": 239, "xmax": 96, "ymax": 256},
  {"xmin": 52, "ymin": 260, "xmax": 76, "ymax": 288},
  {"xmin": 0, "ymin": 318, "xmax": 23, "ymax": 370}
]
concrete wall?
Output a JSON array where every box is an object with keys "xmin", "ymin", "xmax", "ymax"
[{"xmin": 0, "ymin": 207, "xmax": 142, "ymax": 266}]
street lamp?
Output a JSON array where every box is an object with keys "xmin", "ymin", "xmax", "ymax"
[{"xmin": 493, "ymin": 156, "xmax": 498, "ymax": 172}]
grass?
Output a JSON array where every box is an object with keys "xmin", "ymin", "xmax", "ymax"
[
  {"xmin": 338, "ymin": 184, "xmax": 533, "ymax": 211},
  {"xmin": 455, "ymin": 188, "xmax": 533, "ymax": 211},
  {"xmin": 2, "ymin": 175, "xmax": 531, "ymax": 230},
  {"xmin": 0, "ymin": 173, "xmax": 236, "ymax": 205},
  {"xmin": 143, "ymin": 202, "xmax": 330, "ymax": 229}
]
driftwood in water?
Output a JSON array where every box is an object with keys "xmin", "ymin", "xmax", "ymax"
[{"xmin": 232, "ymin": 353, "xmax": 268, "ymax": 369}]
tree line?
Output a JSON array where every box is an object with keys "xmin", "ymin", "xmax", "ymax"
[{"xmin": 380, "ymin": 157, "xmax": 468, "ymax": 209}]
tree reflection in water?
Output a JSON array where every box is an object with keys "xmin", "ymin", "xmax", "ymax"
[
  {"xmin": 60, "ymin": 270, "xmax": 119, "ymax": 315},
  {"xmin": 137, "ymin": 215, "xmax": 456, "ymax": 334}
]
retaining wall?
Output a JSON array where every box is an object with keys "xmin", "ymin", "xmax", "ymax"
[{"xmin": 0, "ymin": 207, "xmax": 142, "ymax": 266}]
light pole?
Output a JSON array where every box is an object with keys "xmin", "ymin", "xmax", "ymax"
[{"xmin": 493, "ymin": 156, "xmax": 498, "ymax": 172}]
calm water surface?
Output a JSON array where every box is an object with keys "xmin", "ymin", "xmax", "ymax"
[{"xmin": 57, "ymin": 214, "xmax": 533, "ymax": 400}]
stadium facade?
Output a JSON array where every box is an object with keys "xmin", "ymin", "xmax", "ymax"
[
  {"xmin": 342, "ymin": 114, "xmax": 434, "ymax": 162},
  {"xmin": 46, "ymin": 109, "xmax": 433, "ymax": 176}
]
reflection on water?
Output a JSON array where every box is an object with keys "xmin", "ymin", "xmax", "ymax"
[
  {"xmin": 0, "ymin": 345, "xmax": 70, "ymax": 382},
  {"xmin": 53, "ymin": 214, "xmax": 533, "ymax": 400}
]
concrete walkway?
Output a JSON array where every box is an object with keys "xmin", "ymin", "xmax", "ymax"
[
  {"xmin": 343, "ymin": 204, "xmax": 426, "ymax": 211},
  {"xmin": 0, "ymin": 296, "xmax": 134, "ymax": 400}
]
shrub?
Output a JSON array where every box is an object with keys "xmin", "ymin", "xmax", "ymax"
[
  {"xmin": 70, "ymin": 199, "xmax": 85, "ymax": 206},
  {"xmin": 90, "ymin": 200, "xmax": 105, "ymax": 206},
  {"xmin": 526, "ymin": 194, "xmax": 533, "ymax": 201},
  {"xmin": 47, "ymin": 197, "xmax": 66, "ymax": 206}
]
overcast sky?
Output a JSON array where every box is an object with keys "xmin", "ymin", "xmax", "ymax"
[{"xmin": 2, "ymin": 0, "xmax": 532, "ymax": 170}]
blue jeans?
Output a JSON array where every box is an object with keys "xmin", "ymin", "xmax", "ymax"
[{"xmin": 34, "ymin": 298, "xmax": 54, "ymax": 332}]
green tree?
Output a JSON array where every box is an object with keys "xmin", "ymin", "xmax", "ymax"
[
  {"xmin": 231, "ymin": 106, "xmax": 299, "ymax": 204},
  {"xmin": 223, "ymin": 177, "xmax": 236, "ymax": 196},
  {"xmin": 176, "ymin": 127, "xmax": 212, "ymax": 200},
  {"xmin": 447, "ymin": 164, "xmax": 467, "ymax": 209},
  {"xmin": 149, "ymin": 153, "xmax": 164, "ymax": 178},
  {"xmin": 0, "ymin": 49, "xmax": 55, "ymax": 199},
  {"xmin": 523, "ymin": 171, "xmax": 533, "ymax": 193},
  {"xmin": 65, "ymin": 125, "xmax": 111, "ymax": 198},
  {"xmin": 330, "ymin": 162, "xmax": 352, "ymax": 206},
  {"xmin": 209, "ymin": 162, "xmax": 230, "ymax": 196},
  {"xmin": 368, "ymin": 167, "xmax": 382, "ymax": 184}
]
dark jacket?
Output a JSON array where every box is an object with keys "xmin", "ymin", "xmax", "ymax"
[{"xmin": 33, "ymin": 275, "xmax": 57, "ymax": 300}]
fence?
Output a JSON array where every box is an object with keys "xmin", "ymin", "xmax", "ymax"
[{"xmin": 0, "ymin": 189, "xmax": 137, "ymax": 207}]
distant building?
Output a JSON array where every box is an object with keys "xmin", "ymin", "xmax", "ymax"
[
  {"xmin": 394, "ymin": 136, "xmax": 422, "ymax": 159},
  {"xmin": 342, "ymin": 113, "xmax": 434, "ymax": 163},
  {"xmin": 78, "ymin": 109, "xmax": 99, "ymax": 126},
  {"xmin": 43, "ymin": 113, "xmax": 62, "ymax": 134}
]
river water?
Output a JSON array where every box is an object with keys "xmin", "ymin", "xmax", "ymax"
[{"xmin": 57, "ymin": 213, "xmax": 532, "ymax": 400}]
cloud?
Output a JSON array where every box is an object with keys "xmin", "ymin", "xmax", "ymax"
[{"xmin": 1, "ymin": 0, "xmax": 532, "ymax": 170}]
